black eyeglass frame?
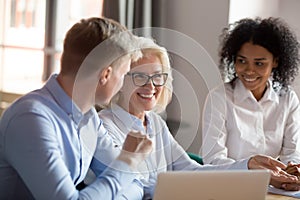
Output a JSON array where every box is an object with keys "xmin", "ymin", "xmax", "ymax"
[{"xmin": 126, "ymin": 72, "xmax": 168, "ymax": 87}]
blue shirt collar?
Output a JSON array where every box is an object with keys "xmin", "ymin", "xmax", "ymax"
[
  {"xmin": 110, "ymin": 104, "xmax": 152, "ymax": 135},
  {"xmin": 44, "ymin": 74, "xmax": 85, "ymax": 124}
]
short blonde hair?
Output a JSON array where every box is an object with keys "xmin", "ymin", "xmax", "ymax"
[{"xmin": 111, "ymin": 37, "xmax": 173, "ymax": 113}]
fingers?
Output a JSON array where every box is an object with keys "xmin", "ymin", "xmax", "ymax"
[
  {"xmin": 249, "ymin": 155, "xmax": 300, "ymax": 191},
  {"xmin": 269, "ymin": 170, "xmax": 299, "ymax": 191},
  {"xmin": 269, "ymin": 167, "xmax": 298, "ymax": 191},
  {"xmin": 285, "ymin": 163, "xmax": 300, "ymax": 176},
  {"xmin": 248, "ymin": 155, "xmax": 287, "ymax": 170},
  {"xmin": 287, "ymin": 161, "xmax": 295, "ymax": 166},
  {"xmin": 270, "ymin": 179, "xmax": 300, "ymax": 191},
  {"xmin": 117, "ymin": 131, "xmax": 153, "ymax": 170},
  {"xmin": 122, "ymin": 130, "xmax": 153, "ymax": 155},
  {"xmin": 282, "ymin": 183, "xmax": 300, "ymax": 191},
  {"xmin": 127, "ymin": 130, "xmax": 147, "ymax": 138},
  {"xmin": 268, "ymin": 157, "xmax": 287, "ymax": 169},
  {"xmin": 248, "ymin": 155, "xmax": 299, "ymax": 188},
  {"xmin": 270, "ymin": 169, "xmax": 298, "ymax": 182}
]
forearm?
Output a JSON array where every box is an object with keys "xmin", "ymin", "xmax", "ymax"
[
  {"xmin": 202, "ymin": 91, "xmax": 230, "ymax": 165},
  {"xmin": 82, "ymin": 161, "xmax": 140, "ymax": 200},
  {"xmin": 199, "ymin": 159, "xmax": 249, "ymax": 170},
  {"xmin": 91, "ymin": 156, "xmax": 144, "ymax": 200}
]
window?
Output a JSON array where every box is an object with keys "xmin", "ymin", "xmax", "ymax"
[
  {"xmin": 0, "ymin": 0, "xmax": 46, "ymax": 94},
  {"xmin": 0, "ymin": 0, "xmax": 103, "ymax": 114},
  {"xmin": 0, "ymin": 0, "xmax": 103, "ymax": 94}
]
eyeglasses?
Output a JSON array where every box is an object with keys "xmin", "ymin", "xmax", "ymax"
[{"xmin": 126, "ymin": 72, "xmax": 168, "ymax": 87}]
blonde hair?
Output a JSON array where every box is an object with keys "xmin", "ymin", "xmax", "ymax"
[
  {"xmin": 109, "ymin": 35, "xmax": 143, "ymax": 70},
  {"xmin": 110, "ymin": 37, "xmax": 173, "ymax": 113}
]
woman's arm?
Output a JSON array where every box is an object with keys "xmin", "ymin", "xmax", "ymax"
[
  {"xmin": 202, "ymin": 89, "xmax": 236, "ymax": 164},
  {"xmin": 280, "ymin": 90, "xmax": 300, "ymax": 164}
]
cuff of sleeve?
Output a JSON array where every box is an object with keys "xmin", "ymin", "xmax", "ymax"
[
  {"xmin": 96, "ymin": 160, "xmax": 142, "ymax": 198},
  {"xmin": 98, "ymin": 160, "xmax": 137, "ymax": 182},
  {"xmin": 231, "ymin": 158, "xmax": 249, "ymax": 169}
]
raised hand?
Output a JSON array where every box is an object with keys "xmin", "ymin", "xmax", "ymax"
[{"xmin": 117, "ymin": 131, "xmax": 153, "ymax": 169}]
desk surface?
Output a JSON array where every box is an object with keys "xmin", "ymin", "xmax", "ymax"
[{"xmin": 267, "ymin": 194, "xmax": 298, "ymax": 200}]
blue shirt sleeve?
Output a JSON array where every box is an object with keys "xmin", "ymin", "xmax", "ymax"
[
  {"xmin": 1, "ymin": 111, "xmax": 137, "ymax": 199},
  {"xmin": 90, "ymin": 132, "xmax": 144, "ymax": 200},
  {"xmin": 85, "ymin": 161, "xmax": 140, "ymax": 200}
]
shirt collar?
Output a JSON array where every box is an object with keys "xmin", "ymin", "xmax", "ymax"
[
  {"xmin": 261, "ymin": 80, "xmax": 279, "ymax": 104},
  {"xmin": 44, "ymin": 74, "xmax": 86, "ymax": 124},
  {"xmin": 234, "ymin": 79, "xmax": 279, "ymax": 104},
  {"xmin": 110, "ymin": 104, "xmax": 151, "ymax": 134}
]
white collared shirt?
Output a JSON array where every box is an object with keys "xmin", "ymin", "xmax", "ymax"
[{"xmin": 202, "ymin": 79, "xmax": 300, "ymax": 165}]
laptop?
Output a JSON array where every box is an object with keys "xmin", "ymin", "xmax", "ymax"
[{"xmin": 153, "ymin": 170, "xmax": 270, "ymax": 200}]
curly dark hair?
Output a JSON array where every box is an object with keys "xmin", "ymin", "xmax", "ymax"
[{"xmin": 219, "ymin": 17, "xmax": 300, "ymax": 91}]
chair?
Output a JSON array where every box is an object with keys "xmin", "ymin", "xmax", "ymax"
[{"xmin": 187, "ymin": 152, "xmax": 203, "ymax": 165}]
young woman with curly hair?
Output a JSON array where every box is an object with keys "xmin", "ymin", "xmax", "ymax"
[{"xmin": 202, "ymin": 17, "xmax": 300, "ymax": 169}]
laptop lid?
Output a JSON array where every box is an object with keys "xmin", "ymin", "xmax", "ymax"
[{"xmin": 153, "ymin": 170, "xmax": 270, "ymax": 200}]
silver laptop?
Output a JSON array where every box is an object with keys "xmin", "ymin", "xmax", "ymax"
[{"xmin": 153, "ymin": 170, "xmax": 270, "ymax": 200}]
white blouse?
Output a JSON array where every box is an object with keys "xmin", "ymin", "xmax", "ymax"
[{"xmin": 202, "ymin": 79, "xmax": 300, "ymax": 165}]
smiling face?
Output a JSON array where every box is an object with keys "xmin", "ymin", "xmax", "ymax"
[
  {"xmin": 235, "ymin": 42, "xmax": 278, "ymax": 100},
  {"xmin": 119, "ymin": 54, "xmax": 165, "ymax": 119}
]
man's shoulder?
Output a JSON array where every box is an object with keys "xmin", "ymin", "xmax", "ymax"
[
  {"xmin": 13, "ymin": 90, "xmax": 53, "ymax": 110},
  {"xmin": 1, "ymin": 89, "xmax": 58, "ymax": 121}
]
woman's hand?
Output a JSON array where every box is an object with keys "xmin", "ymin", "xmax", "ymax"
[
  {"xmin": 248, "ymin": 155, "xmax": 299, "ymax": 191},
  {"xmin": 117, "ymin": 131, "xmax": 152, "ymax": 170}
]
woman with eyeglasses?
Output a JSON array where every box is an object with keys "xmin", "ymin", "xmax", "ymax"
[{"xmin": 88, "ymin": 36, "xmax": 300, "ymax": 199}]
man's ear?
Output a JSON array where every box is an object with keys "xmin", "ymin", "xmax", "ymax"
[{"xmin": 98, "ymin": 66, "xmax": 113, "ymax": 85}]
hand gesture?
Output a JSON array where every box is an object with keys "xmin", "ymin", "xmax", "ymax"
[
  {"xmin": 117, "ymin": 131, "xmax": 152, "ymax": 169},
  {"xmin": 248, "ymin": 155, "xmax": 299, "ymax": 190}
]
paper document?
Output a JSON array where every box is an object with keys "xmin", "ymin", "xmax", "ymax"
[{"xmin": 268, "ymin": 185, "xmax": 300, "ymax": 198}]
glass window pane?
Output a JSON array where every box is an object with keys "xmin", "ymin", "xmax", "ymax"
[
  {"xmin": 0, "ymin": 0, "xmax": 46, "ymax": 95},
  {"xmin": 1, "ymin": 48, "xmax": 44, "ymax": 93},
  {"xmin": 56, "ymin": 0, "xmax": 104, "ymax": 53},
  {"xmin": 0, "ymin": 0, "xmax": 104, "ymax": 97},
  {"xmin": 5, "ymin": 0, "xmax": 46, "ymax": 48}
]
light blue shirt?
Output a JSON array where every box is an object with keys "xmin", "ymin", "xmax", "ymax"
[
  {"xmin": 0, "ymin": 74, "xmax": 136, "ymax": 200},
  {"xmin": 94, "ymin": 104, "xmax": 249, "ymax": 199}
]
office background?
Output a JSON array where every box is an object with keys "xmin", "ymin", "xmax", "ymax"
[{"xmin": 1, "ymin": 0, "xmax": 300, "ymax": 155}]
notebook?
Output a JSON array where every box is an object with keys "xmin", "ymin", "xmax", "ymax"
[{"xmin": 153, "ymin": 170, "xmax": 270, "ymax": 200}]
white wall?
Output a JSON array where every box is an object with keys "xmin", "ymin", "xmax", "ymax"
[
  {"xmin": 277, "ymin": 0, "xmax": 300, "ymax": 97},
  {"xmin": 156, "ymin": 0, "xmax": 230, "ymax": 154},
  {"xmin": 229, "ymin": 0, "xmax": 280, "ymax": 23}
]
